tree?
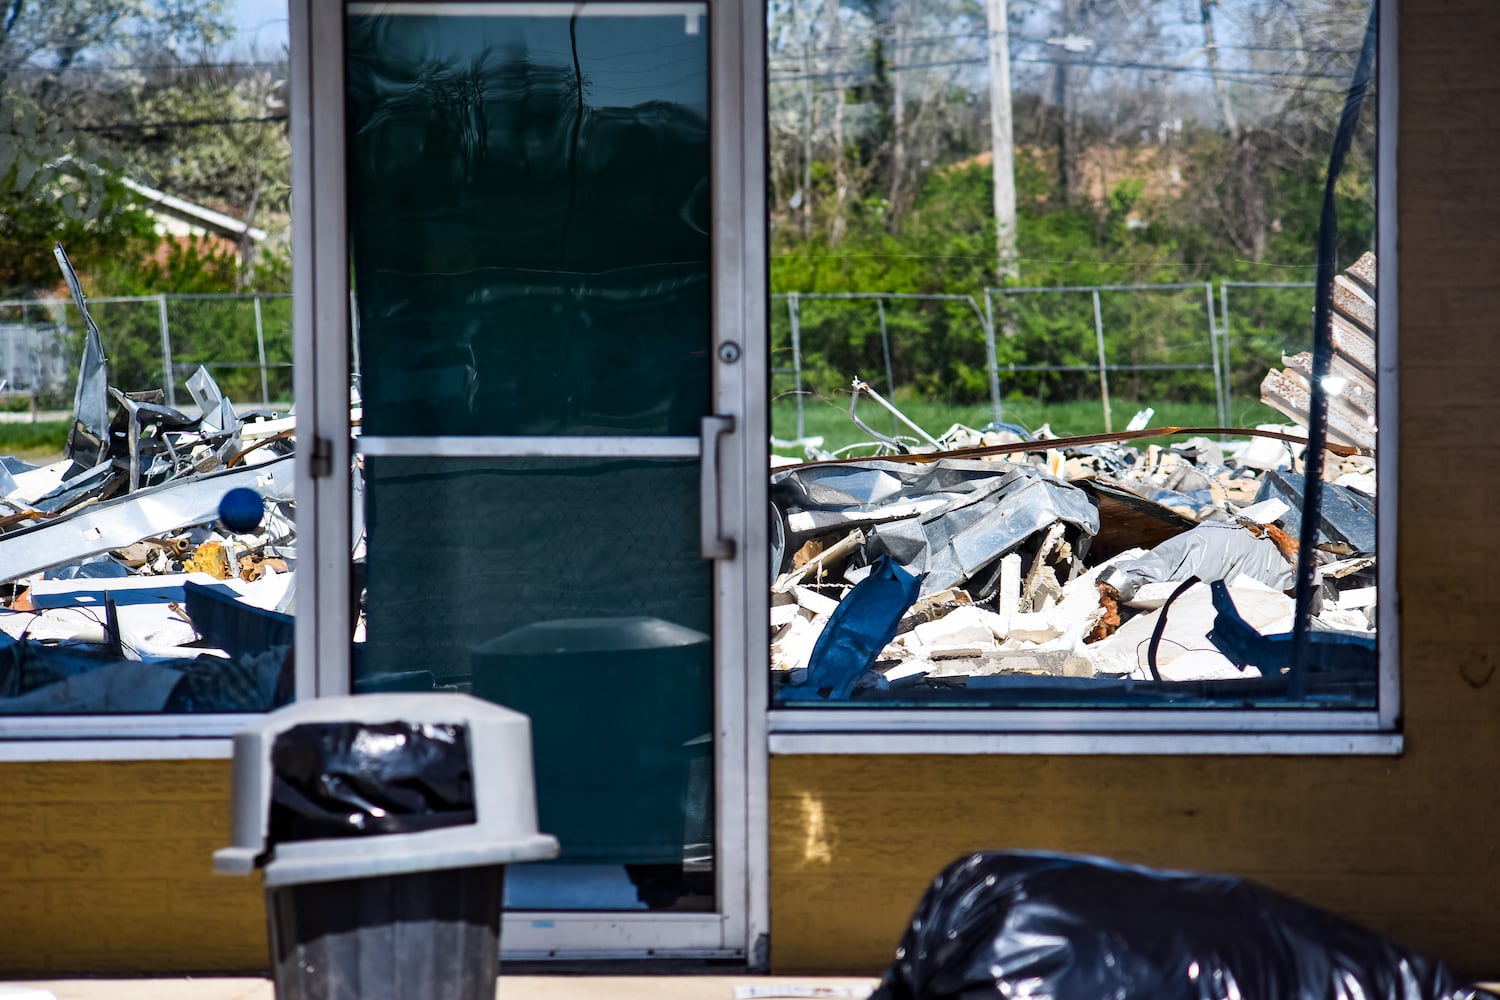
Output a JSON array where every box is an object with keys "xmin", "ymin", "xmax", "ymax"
[
  {"xmin": 0, "ymin": 0, "xmax": 229, "ymax": 88},
  {"xmin": 108, "ymin": 52, "xmax": 290, "ymax": 285},
  {"xmin": 0, "ymin": 97, "xmax": 157, "ymax": 296},
  {"xmin": 0, "ymin": 1, "xmax": 236, "ymax": 293}
]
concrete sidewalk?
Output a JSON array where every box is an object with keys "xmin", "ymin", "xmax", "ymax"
[{"xmin": 0, "ymin": 977, "xmax": 880, "ymax": 1000}]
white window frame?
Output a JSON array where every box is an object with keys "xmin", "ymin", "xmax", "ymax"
[{"xmin": 767, "ymin": 0, "xmax": 1400, "ymax": 757}]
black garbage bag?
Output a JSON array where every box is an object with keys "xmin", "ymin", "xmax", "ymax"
[
  {"xmin": 268, "ymin": 721, "xmax": 476, "ymax": 842},
  {"xmin": 872, "ymin": 852, "xmax": 1489, "ymax": 1000}
]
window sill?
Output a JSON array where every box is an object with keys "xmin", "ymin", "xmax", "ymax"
[
  {"xmin": 768, "ymin": 732, "xmax": 1403, "ymax": 755},
  {"xmin": 0, "ymin": 737, "xmax": 234, "ymax": 761},
  {"xmin": 767, "ymin": 713, "xmax": 1403, "ymax": 755},
  {"xmin": 0, "ymin": 714, "xmax": 256, "ymax": 760}
]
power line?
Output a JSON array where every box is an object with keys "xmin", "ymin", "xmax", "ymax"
[
  {"xmin": 76, "ymin": 113, "xmax": 288, "ymax": 132},
  {"xmin": 769, "ymin": 52, "xmax": 1349, "ymax": 92},
  {"xmin": 12, "ymin": 59, "xmax": 286, "ymax": 74},
  {"xmin": 769, "ymin": 26, "xmax": 1358, "ymax": 60}
]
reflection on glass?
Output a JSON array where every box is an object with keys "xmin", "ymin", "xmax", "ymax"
[
  {"xmin": 0, "ymin": 0, "xmax": 297, "ymax": 716},
  {"xmin": 356, "ymin": 456, "xmax": 714, "ymax": 911},
  {"xmin": 766, "ymin": 0, "xmax": 1378, "ymax": 712},
  {"xmin": 346, "ymin": 6, "xmax": 711, "ymax": 437}
]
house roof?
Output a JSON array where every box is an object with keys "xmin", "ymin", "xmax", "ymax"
[{"xmin": 118, "ymin": 175, "xmax": 269, "ymax": 244}]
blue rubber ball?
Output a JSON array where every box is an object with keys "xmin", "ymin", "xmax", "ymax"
[{"xmin": 219, "ymin": 487, "xmax": 266, "ymax": 534}]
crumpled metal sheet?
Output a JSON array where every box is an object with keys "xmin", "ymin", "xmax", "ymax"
[
  {"xmin": 867, "ymin": 473, "xmax": 1098, "ymax": 596},
  {"xmin": 772, "ymin": 460, "xmax": 1099, "ymax": 598},
  {"xmin": 54, "ymin": 244, "xmax": 111, "ymax": 475},
  {"xmin": 0, "ymin": 456, "xmax": 294, "ymax": 584},
  {"xmin": 27, "ymin": 459, "xmax": 121, "ymax": 515}
]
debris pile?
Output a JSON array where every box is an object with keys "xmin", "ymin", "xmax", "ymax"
[
  {"xmin": 0, "ymin": 246, "xmax": 296, "ymax": 713},
  {"xmin": 771, "ymin": 264, "xmax": 1380, "ymax": 706},
  {"xmin": 1260, "ymin": 252, "xmax": 1377, "ymax": 454}
]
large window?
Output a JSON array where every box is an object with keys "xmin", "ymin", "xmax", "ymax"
[
  {"xmin": 0, "ymin": 0, "xmax": 296, "ymax": 737},
  {"xmin": 765, "ymin": 0, "xmax": 1394, "ymax": 744}
]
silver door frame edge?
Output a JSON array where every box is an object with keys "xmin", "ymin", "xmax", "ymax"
[
  {"xmin": 357, "ymin": 436, "xmax": 701, "ymax": 458},
  {"xmin": 292, "ymin": 0, "xmax": 353, "ymax": 700},
  {"xmin": 1374, "ymin": 0, "xmax": 1399, "ymax": 732},
  {"xmin": 727, "ymin": 0, "xmax": 771, "ymax": 968},
  {"xmin": 502, "ymin": 912, "xmax": 734, "ymax": 957}
]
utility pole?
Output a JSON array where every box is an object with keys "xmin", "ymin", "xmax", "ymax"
[
  {"xmin": 985, "ymin": 0, "xmax": 1018, "ymax": 281},
  {"xmin": 1199, "ymin": 0, "xmax": 1238, "ymax": 136}
]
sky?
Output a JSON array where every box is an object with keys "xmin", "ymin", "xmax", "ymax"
[{"xmin": 226, "ymin": 0, "xmax": 290, "ymax": 55}]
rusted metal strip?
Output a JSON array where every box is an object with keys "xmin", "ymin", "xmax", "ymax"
[{"xmin": 791, "ymin": 425, "xmax": 1369, "ymax": 470}]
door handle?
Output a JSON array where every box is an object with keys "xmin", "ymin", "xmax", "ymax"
[{"xmin": 700, "ymin": 414, "xmax": 736, "ymax": 560}]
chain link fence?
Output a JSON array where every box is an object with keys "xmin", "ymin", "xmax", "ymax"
[
  {"xmin": 0, "ymin": 292, "xmax": 293, "ymax": 413},
  {"xmin": 984, "ymin": 283, "xmax": 1225, "ymax": 433},
  {"xmin": 774, "ymin": 281, "xmax": 1312, "ymax": 441},
  {"xmin": 3, "ymin": 284, "xmax": 1314, "ymax": 429},
  {"xmin": 1218, "ymin": 281, "xmax": 1318, "ymax": 410},
  {"xmin": 772, "ymin": 292, "xmax": 994, "ymax": 441}
]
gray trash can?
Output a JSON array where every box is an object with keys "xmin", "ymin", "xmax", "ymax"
[{"xmin": 215, "ymin": 693, "xmax": 558, "ymax": 1000}]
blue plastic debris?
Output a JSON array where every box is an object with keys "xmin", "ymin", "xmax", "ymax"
[
  {"xmin": 1206, "ymin": 579, "xmax": 1376, "ymax": 679},
  {"xmin": 787, "ymin": 553, "xmax": 922, "ymax": 700}
]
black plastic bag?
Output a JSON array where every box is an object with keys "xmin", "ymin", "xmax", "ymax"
[
  {"xmin": 268, "ymin": 721, "xmax": 476, "ymax": 843},
  {"xmin": 872, "ymin": 852, "xmax": 1489, "ymax": 1000}
]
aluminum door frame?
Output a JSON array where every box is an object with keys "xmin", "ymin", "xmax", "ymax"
[{"xmin": 290, "ymin": 0, "xmax": 768, "ymax": 962}]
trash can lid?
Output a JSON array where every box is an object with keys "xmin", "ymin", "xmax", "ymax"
[
  {"xmin": 213, "ymin": 693, "xmax": 559, "ymax": 886},
  {"xmin": 474, "ymin": 616, "xmax": 709, "ymax": 656}
]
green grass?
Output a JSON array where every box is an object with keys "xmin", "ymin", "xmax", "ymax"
[
  {"xmin": 0, "ymin": 421, "xmax": 69, "ymax": 462},
  {"xmin": 0, "ymin": 402, "xmax": 1287, "ymax": 466},
  {"xmin": 771, "ymin": 393, "xmax": 1283, "ymax": 458}
]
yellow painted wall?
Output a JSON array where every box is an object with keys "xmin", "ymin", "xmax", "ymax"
[
  {"xmin": 769, "ymin": 0, "xmax": 1500, "ymax": 978},
  {"xmin": 0, "ymin": 761, "xmax": 265, "ymax": 974}
]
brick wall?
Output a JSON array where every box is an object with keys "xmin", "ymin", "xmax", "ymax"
[{"xmin": 769, "ymin": 0, "xmax": 1500, "ymax": 978}]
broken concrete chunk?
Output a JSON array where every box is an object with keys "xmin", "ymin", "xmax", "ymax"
[
  {"xmin": 771, "ymin": 614, "xmax": 827, "ymax": 674},
  {"xmin": 972, "ymin": 648, "xmax": 1094, "ymax": 678},
  {"xmin": 1005, "ymin": 611, "xmax": 1063, "ymax": 645},
  {"xmin": 910, "ymin": 604, "xmax": 1006, "ymax": 649},
  {"xmin": 1235, "ymin": 498, "xmax": 1291, "ymax": 525},
  {"xmin": 1335, "ymin": 586, "xmax": 1377, "ymax": 610},
  {"xmin": 770, "ymin": 602, "xmax": 800, "ymax": 629},
  {"xmin": 1124, "ymin": 580, "xmax": 1190, "ymax": 611},
  {"xmin": 1315, "ymin": 608, "xmax": 1373, "ymax": 633},
  {"xmin": 1232, "ymin": 425, "xmax": 1306, "ymax": 472}
]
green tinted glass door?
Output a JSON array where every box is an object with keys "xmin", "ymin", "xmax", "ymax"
[{"xmin": 346, "ymin": 1, "xmax": 718, "ymax": 916}]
